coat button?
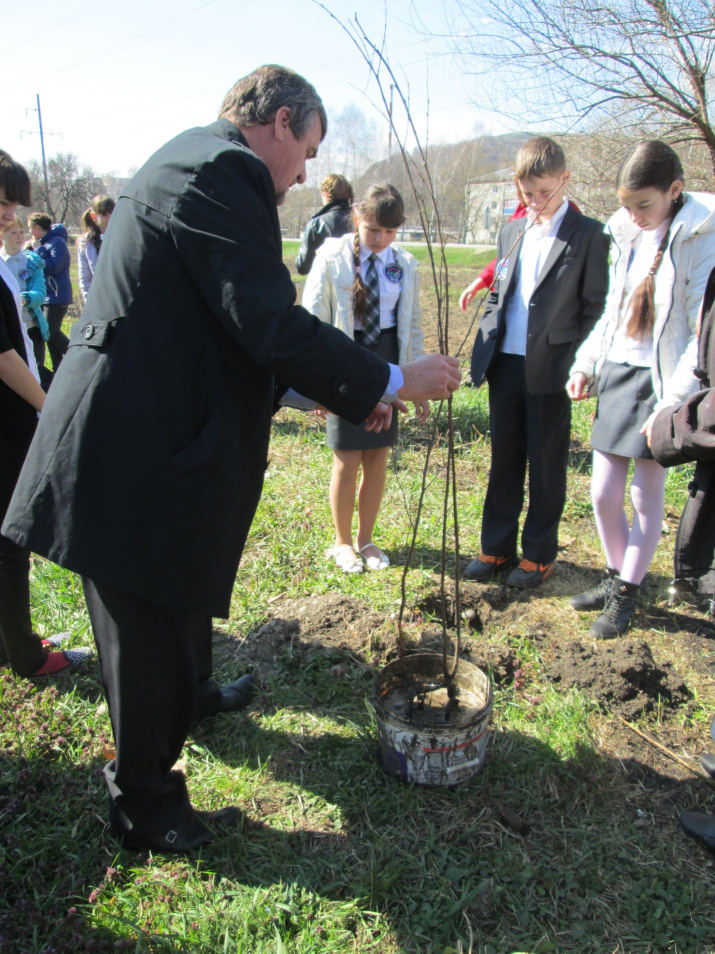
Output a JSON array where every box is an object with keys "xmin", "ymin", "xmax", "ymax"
[
  {"xmin": 337, "ymin": 383, "xmax": 350, "ymax": 397},
  {"xmin": 83, "ymin": 324, "xmax": 94, "ymax": 339}
]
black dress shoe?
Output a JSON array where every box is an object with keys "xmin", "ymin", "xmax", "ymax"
[
  {"xmin": 114, "ymin": 806, "xmax": 242, "ymax": 853},
  {"xmin": 701, "ymin": 752, "xmax": 715, "ymax": 779},
  {"xmin": 218, "ymin": 674, "xmax": 254, "ymax": 713},
  {"xmin": 679, "ymin": 811, "xmax": 715, "ymax": 851}
]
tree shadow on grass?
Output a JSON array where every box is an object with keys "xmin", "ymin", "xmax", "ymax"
[{"xmin": 186, "ymin": 650, "xmax": 715, "ymax": 954}]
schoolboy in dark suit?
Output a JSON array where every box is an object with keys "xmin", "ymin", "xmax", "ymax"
[{"xmin": 465, "ymin": 137, "xmax": 610, "ymax": 587}]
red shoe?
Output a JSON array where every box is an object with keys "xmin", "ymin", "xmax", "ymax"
[
  {"xmin": 506, "ymin": 559, "xmax": 555, "ymax": 588},
  {"xmin": 33, "ymin": 648, "xmax": 92, "ymax": 678}
]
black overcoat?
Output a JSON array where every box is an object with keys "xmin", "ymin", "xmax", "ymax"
[
  {"xmin": 2, "ymin": 120, "xmax": 389, "ymax": 617},
  {"xmin": 470, "ymin": 204, "xmax": 610, "ymax": 394},
  {"xmin": 652, "ymin": 268, "xmax": 715, "ymax": 594}
]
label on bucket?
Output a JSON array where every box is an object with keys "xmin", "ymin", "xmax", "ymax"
[{"xmin": 376, "ymin": 713, "xmax": 490, "ymax": 786}]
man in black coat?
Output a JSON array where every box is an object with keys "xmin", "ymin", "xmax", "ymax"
[
  {"xmin": 294, "ymin": 172, "xmax": 353, "ymax": 275},
  {"xmin": 3, "ymin": 66, "xmax": 460, "ymax": 852},
  {"xmin": 650, "ymin": 267, "xmax": 715, "ymax": 852}
]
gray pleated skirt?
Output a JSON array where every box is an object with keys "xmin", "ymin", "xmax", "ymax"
[
  {"xmin": 590, "ymin": 359, "xmax": 656, "ymax": 460},
  {"xmin": 326, "ymin": 327, "xmax": 399, "ymax": 451}
]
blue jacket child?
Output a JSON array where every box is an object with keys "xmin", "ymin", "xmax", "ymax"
[{"xmin": 34, "ymin": 223, "xmax": 73, "ymax": 305}]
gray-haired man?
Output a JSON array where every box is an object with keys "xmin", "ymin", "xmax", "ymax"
[{"xmin": 4, "ymin": 65, "xmax": 460, "ymax": 851}]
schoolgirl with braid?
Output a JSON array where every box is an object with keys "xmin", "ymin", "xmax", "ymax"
[
  {"xmin": 302, "ymin": 183, "xmax": 428, "ymax": 574},
  {"xmin": 568, "ymin": 140, "xmax": 715, "ymax": 637}
]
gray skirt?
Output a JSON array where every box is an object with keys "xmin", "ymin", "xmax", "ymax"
[
  {"xmin": 326, "ymin": 327, "xmax": 399, "ymax": 451},
  {"xmin": 590, "ymin": 359, "xmax": 656, "ymax": 460}
]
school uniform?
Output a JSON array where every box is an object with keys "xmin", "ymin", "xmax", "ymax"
[{"xmin": 470, "ymin": 200, "xmax": 610, "ymax": 564}]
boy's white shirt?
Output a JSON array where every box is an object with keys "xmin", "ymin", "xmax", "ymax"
[{"xmin": 501, "ymin": 197, "xmax": 570, "ymax": 356}]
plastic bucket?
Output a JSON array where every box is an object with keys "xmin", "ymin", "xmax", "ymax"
[{"xmin": 371, "ymin": 653, "xmax": 492, "ymax": 787}]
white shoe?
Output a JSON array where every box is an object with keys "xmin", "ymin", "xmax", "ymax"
[
  {"xmin": 359, "ymin": 543, "xmax": 390, "ymax": 570},
  {"xmin": 332, "ymin": 544, "xmax": 363, "ymax": 574}
]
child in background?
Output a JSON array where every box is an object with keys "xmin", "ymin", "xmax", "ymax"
[
  {"xmin": 0, "ymin": 150, "xmax": 90, "ymax": 678},
  {"xmin": 568, "ymin": 141, "xmax": 715, "ymax": 637},
  {"xmin": 0, "ymin": 217, "xmax": 49, "ymax": 371},
  {"xmin": 302, "ymin": 183, "xmax": 428, "ymax": 573},
  {"xmin": 77, "ymin": 194, "xmax": 115, "ymax": 302},
  {"xmin": 464, "ymin": 137, "xmax": 610, "ymax": 588},
  {"xmin": 26, "ymin": 211, "xmax": 72, "ymax": 371}
]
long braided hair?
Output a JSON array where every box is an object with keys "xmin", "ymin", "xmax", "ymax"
[
  {"xmin": 351, "ymin": 184, "xmax": 406, "ymax": 323},
  {"xmin": 617, "ymin": 141, "xmax": 685, "ymax": 340}
]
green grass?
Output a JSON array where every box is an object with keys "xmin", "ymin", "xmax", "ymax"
[{"xmin": 4, "ymin": 248, "xmax": 715, "ymax": 953}]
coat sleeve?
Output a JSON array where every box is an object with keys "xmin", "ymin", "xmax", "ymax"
[
  {"xmin": 651, "ymin": 389, "xmax": 715, "ymax": 466},
  {"xmin": 23, "ymin": 256, "xmax": 46, "ymax": 310},
  {"xmin": 294, "ymin": 217, "xmax": 327, "ymax": 276},
  {"xmin": 170, "ymin": 150, "xmax": 389, "ymax": 424},
  {"xmin": 78, "ymin": 242, "xmax": 92, "ymax": 302},
  {"xmin": 301, "ymin": 250, "xmax": 334, "ymax": 324},
  {"xmin": 577, "ymin": 226, "xmax": 610, "ymax": 337}
]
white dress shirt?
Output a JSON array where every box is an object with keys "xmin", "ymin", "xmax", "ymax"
[{"xmin": 501, "ymin": 198, "xmax": 570, "ymax": 356}]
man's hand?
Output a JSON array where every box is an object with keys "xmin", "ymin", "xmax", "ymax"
[
  {"xmin": 566, "ymin": 372, "xmax": 589, "ymax": 401},
  {"xmin": 398, "ymin": 355, "xmax": 461, "ymax": 402}
]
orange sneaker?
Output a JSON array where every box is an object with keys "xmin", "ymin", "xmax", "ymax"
[
  {"xmin": 463, "ymin": 553, "xmax": 516, "ymax": 582},
  {"xmin": 506, "ymin": 559, "xmax": 555, "ymax": 588}
]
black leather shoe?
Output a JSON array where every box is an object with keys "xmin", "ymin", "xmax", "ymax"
[
  {"xmin": 218, "ymin": 674, "xmax": 254, "ymax": 713},
  {"xmin": 679, "ymin": 811, "xmax": 715, "ymax": 851},
  {"xmin": 114, "ymin": 806, "xmax": 243, "ymax": 853},
  {"xmin": 701, "ymin": 752, "xmax": 715, "ymax": 779}
]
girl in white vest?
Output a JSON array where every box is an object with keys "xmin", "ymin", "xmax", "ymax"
[
  {"xmin": 303, "ymin": 184, "xmax": 428, "ymax": 573},
  {"xmin": 568, "ymin": 141, "xmax": 715, "ymax": 637}
]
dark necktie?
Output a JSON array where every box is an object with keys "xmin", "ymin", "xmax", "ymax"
[{"xmin": 362, "ymin": 253, "xmax": 381, "ymax": 346}]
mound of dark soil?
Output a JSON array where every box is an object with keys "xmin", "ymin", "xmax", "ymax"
[
  {"xmin": 231, "ymin": 593, "xmax": 388, "ymax": 675},
  {"xmin": 544, "ymin": 639, "xmax": 690, "ymax": 719}
]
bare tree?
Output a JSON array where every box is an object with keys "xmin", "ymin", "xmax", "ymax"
[
  {"xmin": 442, "ymin": 0, "xmax": 715, "ymax": 177},
  {"xmin": 26, "ymin": 152, "xmax": 96, "ymax": 225}
]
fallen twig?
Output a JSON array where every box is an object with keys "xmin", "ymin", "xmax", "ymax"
[{"xmin": 618, "ymin": 716, "xmax": 715, "ymax": 785}]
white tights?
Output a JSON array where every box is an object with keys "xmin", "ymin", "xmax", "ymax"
[{"xmin": 591, "ymin": 450, "xmax": 667, "ymax": 586}]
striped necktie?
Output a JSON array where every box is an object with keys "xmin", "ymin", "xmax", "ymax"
[{"xmin": 362, "ymin": 253, "xmax": 381, "ymax": 346}]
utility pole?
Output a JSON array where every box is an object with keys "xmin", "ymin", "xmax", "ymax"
[
  {"xmin": 21, "ymin": 95, "xmax": 60, "ymax": 215},
  {"xmin": 36, "ymin": 95, "xmax": 51, "ymax": 210},
  {"xmin": 387, "ymin": 84, "xmax": 394, "ymax": 176}
]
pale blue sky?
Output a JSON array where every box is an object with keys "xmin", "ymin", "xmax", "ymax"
[{"xmin": 2, "ymin": 0, "xmax": 505, "ymax": 178}]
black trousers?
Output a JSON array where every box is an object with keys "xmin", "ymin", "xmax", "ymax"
[
  {"xmin": 0, "ymin": 436, "xmax": 46, "ymax": 676},
  {"xmin": 82, "ymin": 578, "xmax": 224, "ymax": 833},
  {"xmin": 42, "ymin": 304, "xmax": 70, "ymax": 371},
  {"xmin": 481, "ymin": 352, "xmax": 571, "ymax": 564}
]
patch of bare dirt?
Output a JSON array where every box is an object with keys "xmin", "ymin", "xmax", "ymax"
[
  {"xmin": 543, "ymin": 638, "xmax": 690, "ymax": 719},
  {"xmin": 229, "ymin": 593, "xmax": 389, "ymax": 677}
]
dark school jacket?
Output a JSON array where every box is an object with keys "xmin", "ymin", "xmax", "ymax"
[
  {"xmin": 3, "ymin": 120, "xmax": 389, "ymax": 617},
  {"xmin": 652, "ymin": 268, "xmax": 715, "ymax": 595},
  {"xmin": 294, "ymin": 198, "xmax": 353, "ymax": 275},
  {"xmin": 470, "ymin": 203, "xmax": 610, "ymax": 395}
]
